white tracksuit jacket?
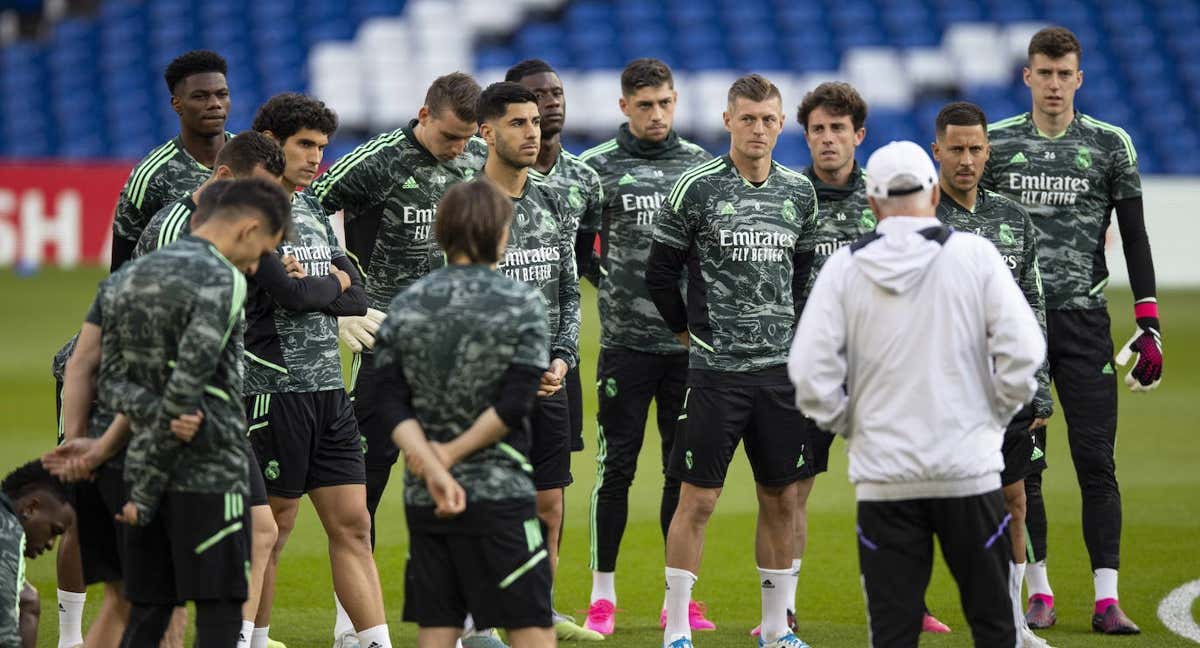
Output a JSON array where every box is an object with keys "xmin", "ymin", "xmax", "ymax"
[{"xmin": 788, "ymin": 215, "xmax": 1045, "ymax": 501}]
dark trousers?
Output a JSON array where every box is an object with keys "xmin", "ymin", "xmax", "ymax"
[
  {"xmin": 1027, "ymin": 308, "xmax": 1122, "ymax": 570},
  {"xmin": 588, "ymin": 348, "xmax": 687, "ymax": 572},
  {"xmin": 857, "ymin": 490, "xmax": 1015, "ymax": 648}
]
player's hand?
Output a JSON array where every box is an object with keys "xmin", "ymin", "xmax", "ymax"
[
  {"xmin": 675, "ymin": 331, "xmax": 691, "ymax": 348},
  {"xmin": 329, "ymin": 266, "xmax": 352, "ymax": 292},
  {"xmin": 1115, "ymin": 323, "xmax": 1162, "ymax": 391},
  {"xmin": 428, "ymin": 441, "xmax": 453, "ymax": 469},
  {"xmin": 338, "ymin": 308, "xmax": 386, "ymax": 352},
  {"xmin": 402, "ymin": 449, "xmax": 427, "ymax": 479},
  {"xmin": 426, "ymin": 469, "xmax": 466, "ymax": 518},
  {"xmin": 1029, "ymin": 417, "xmax": 1048, "ymax": 430},
  {"xmin": 170, "ymin": 410, "xmax": 204, "ymax": 442},
  {"xmin": 538, "ymin": 367, "xmax": 564, "ymax": 397},
  {"xmin": 282, "ymin": 255, "xmax": 306, "ymax": 278},
  {"xmin": 42, "ymin": 438, "xmax": 100, "ymax": 482},
  {"xmin": 114, "ymin": 501, "xmax": 140, "ymax": 525}
]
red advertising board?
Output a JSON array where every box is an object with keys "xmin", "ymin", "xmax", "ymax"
[{"xmin": 0, "ymin": 161, "xmax": 132, "ymax": 267}]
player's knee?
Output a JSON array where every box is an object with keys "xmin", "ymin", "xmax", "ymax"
[
  {"xmin": 678, "ymin": 488, "xmax": 719, "ymax": 523},
  {"xmin": 331, "ymin": 508, "xmax": 373, "ymax": 549}
]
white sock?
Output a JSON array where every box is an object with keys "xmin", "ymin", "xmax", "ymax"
[
  {"xmin": 250, "ymin": 626, "xmax": 270, "ymax": 648},
  {"xmin": 334, "ymin": 594, "xmax": 354, "ymax": 638},
  {"xmin": 357, "ymin": 623, "xmax": 392, "ymax": 648},
  {"xmin": 1094, "ymin": 568, "xmax": 1119, "ymax": 602},
  {"xmin": 759, "ymin": 567, "xmax": 792, "ymax": 641},
  {"xmin": 788, "ymin": 559, "xmax": 801, "ymax": 613},
  {"xmin": 664, "ymin": 567, "xmax": 696, "ymax": 642},
  {"xmin": 1010, "ymin": 562, "xmax": 1027, "ymax": 631},
  {"xmin": 1025, "ymin": 559, "xmax": 1054, "ymax": 598},
  {"xmin": 237, "ymin": 620, "xmax": 255, "ymax": 648},
  {"xmin": 591, "ymin": 571, "xmax": 617, "ymax": 604},
  {"xmin": 56, "ymin": 589, "xmax": 85, "ymax": 648}
]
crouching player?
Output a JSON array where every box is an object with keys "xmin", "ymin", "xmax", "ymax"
[{"xmin": 374, "ymin": 180, "xmax": 555, "ymax": 648}]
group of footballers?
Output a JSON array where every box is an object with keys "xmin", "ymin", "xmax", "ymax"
[{"xmin": 0, "ymin": 21, "xmax": 1166, "ymax": 648}]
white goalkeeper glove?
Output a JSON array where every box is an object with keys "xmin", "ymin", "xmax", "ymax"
[{"xmin": 338, "ymin": 308, "xmax": 386, "ymax": 353}]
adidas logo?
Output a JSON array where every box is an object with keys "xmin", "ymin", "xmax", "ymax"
[
  {"xmin": 367, "ymin": 643, "xmax": 384, "ymax": 648},
  {"xmin": 58, "ymin": 603, "xmax": 66, "ymax": 612},
  {"xmin": 402, "ymin": 176, "xmax": 419, "ymax": 190},
  {"xmin": 1102, "ymin": 362, "xmax": 1114, "ymax": 375},
  {"xmin": 1010, "ymin": 152, "xmax": 1027, "ymax": 165},
  {"xmin": 762, "ymin": 579, "xmax": 776, "ymax": 589},
  {"xmin": 1031, "ymin": 445, "xmax": 1045, "ymax": 461},
  {"xmin": 618, "ymin": 173, "xmax": 637, "ymax": 186},
  {"xmin": 719, "ymin": 203, "xmax": 736, "ymax": 216}
]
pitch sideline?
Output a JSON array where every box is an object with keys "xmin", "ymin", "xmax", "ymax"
[{"xmin": 1158, "ymin": 579, "xmax": 1200, "ymax": 643}]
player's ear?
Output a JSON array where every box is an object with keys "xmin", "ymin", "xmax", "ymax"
[
  {"xmin": 261, "ymin": 130, "xmax": 281, "ymax": 145},
  {"xmin": 931, "ymin": 140, "xmax": 941, "ymax": 161},
  {"xmin": 618, "ymin": 95, "xmax": 630, "ymax": 117},
  {"xmin": 214, "ymin": 165, "xmax": 235, "ymax": 180},
  {"xmin": 417, "ymin": 105, "xmax": 431, "ymax": 124},
  {"xmin": 855, "ymin": 127, "xmax": 866, "ymax": 146},
  {"xmin": 1022, "ymin": 67, "xmax": 1033, "ymax": 87},
  {"xmin": 171, "ymin": 93, "xmax": 183, "ymax": 115},
  {"xmin": 479, "ymin": 121, "xmax": 494, "ymax": 144},
  {"xmin": 929, "ymin": 184, "xmax": 941, "ymax": 208},
  {"xmin": 723, "ymin": 110, "xmax": 732, "ymax": 132}
]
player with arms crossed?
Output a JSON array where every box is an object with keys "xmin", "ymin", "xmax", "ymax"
[
  {"xmin": 982, "ymin": 27, "xmax": 1161, "ymax": 634},
  {"xmin": 474, "ymin": 81, "xmax": 583, "ymax": 637},
  {"xmin": 646, "ymin": 74, "xmax": 819, "ymax": 648},
  {"xmin": 375, "ymin": 180, "xmax": 555, "ymax": 648},
  {"xmin": 110, "ymin": 50, "xmax": 232, "ymax": 271},
  {"xmin": 932, "ymin": 101, "xmax": 1054, "ymax": 648},
  {"xmin": 98, "ymin": 178, "xmax": 291, "ymax": 647},
  {"xmin": 576, "ymin": 58, "xmax": 713, "ymax": 634},
  {"xmin": 244, "ymin": 94, "xmax": 394, "ymax": 648}
]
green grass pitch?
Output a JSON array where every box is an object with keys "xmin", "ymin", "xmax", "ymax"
[{"xmin": 2, "ymin": 268, "xmax": 1198, "ymax": 647}]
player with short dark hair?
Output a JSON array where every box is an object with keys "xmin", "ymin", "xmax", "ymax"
[
  {"xmin": 0, "ymin": 460, "xmax": 74, "ymax": 648},
  {"xmin": 575, "ymin": 58, "xmax": 712, "ymax": 635},
  {"xmin": 247, "ymin": 94, "xmax": 394, "ymax": 648},
  {"xmin": 647, "ymin": 74, "xmax": 819, "ymax": 648},
  {"xmin": 933, "ymin": 100, "xmax": 1054, "ymax": 648},
  {"xmin": 308, "ymin": 71, "xmax": 488, "ymax": 646},
  {"xmin": 98, "ymin": 177, "xmax": 291, "ymax": 648},
  {"xmin": 377, "ymin": 179, "xmax": 555, "ymax": 648},
  {"xmin": 136, "ymin": 131, "xmax": 287, "ymax": 257},
  {"xmin": 507, "ymin": 60, "xmax": 604, "ymax": 487},
  {"xmin": 474, "ymin": 81, "xmax": 582, "ymax": 642},
  {"xmin": 110, "ymin": 50, "xmax": 232, "ymax": 271},
  {"xmin": 982, "ymin": 26, "xmax": 1160, "ymax": 635}
]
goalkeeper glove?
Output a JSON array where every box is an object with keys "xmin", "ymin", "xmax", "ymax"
[
  {"xmin": 338, "ymin": 308, "xmax": 386, "ymax": 353},
  {"xmin": 1115, "ymin": 302, "xmax": 1162, "ymax": 391}
]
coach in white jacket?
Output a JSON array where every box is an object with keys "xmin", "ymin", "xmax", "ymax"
[{"xmin": 789, "ymin": 140, "xmax": 1045, "ymax": 648}]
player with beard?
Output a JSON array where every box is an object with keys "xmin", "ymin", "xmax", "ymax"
[{"xmin": 474, "ymin": 82, "xmax": 584, "ymax": 641}]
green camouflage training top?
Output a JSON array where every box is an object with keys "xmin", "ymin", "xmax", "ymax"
[
  {"xmin": 654, "ymin": 155, "xmax": 819, "ymax": 372},
  {"xmin": 97, "ymin": 235, "xmax": 249, "ymax": 523},
  {"xmin": 0, "ymin": 494, "xmax": 26, "ymax": 648},
  {"xmin": 981, "ymin": 112, "xmax": 1142, "ymax": 310},
  {"xmin": 111, "ymin": 134, "xmax": 230, "ymax": 268},
  {"xmin": 244, "ymin": 191, "xmax": 346, "ymax": 395},
  {"xmin": 133, "ymin": 194, "xmax": 198, "ymax": 259},
  {"xmin": 501, "ymin": 178, "xmax": 581, "ymax": 369},
  {"xmin": 527, "ymin": 147, "xmax": 603, "ymax": 234},
  {"xmin": 580, "ymin": 125, "xmax": 712, "ymax": 354},
  {"xmin": 310, "ymin": 121, "xmax": 488, "ymax": 311},
  {"xmin": 937, "ymin": 189, "xmax": 1053, "ymax": 418},
  {"xmin": 800, "ymin": 164, "xmax": 875, "ymax": 299},
  {"xmin": 375, "ymin": 264, "xmax": 549, "ymax": 507}
]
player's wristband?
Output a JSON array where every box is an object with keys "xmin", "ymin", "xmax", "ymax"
[{"xmin": 1134, "ymin": 297, "xmax": 1158, "ymax": 326}]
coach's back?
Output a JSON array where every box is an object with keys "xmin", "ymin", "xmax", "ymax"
[{"xmin": 790, "ymin": 141, "xmax": 1045, "ymax": 502}]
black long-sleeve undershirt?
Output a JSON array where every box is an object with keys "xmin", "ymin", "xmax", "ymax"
[
  {"xmin": 322, "ymin": 256, "xmax": 369, "ymax": 317},
  {"xmin": 645, "ymin": 241, "xmax": 690, "ymax": 334},
  {"xmin": 251, "ymin": 253, "xmax": 343, "ymax": 312},
  {"xmin": 1114, "ymin": 197, "xmax": 1156, "ymax": 305}
]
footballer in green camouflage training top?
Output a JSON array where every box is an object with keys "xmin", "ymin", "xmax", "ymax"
[
  {"xmin": 573, "ymin": 60, "xmax": 714, "ymax": 634},
  {"xmin": 110, "ymin": 50, "xmax": 233, "ymax": 271},
  {"xmin": 309, "ymin": 75, "xmax": 488, "ymax": 538},
  {"xmin": 981, "ymin": 27, "xmax": 1160, "ymax": 634},
  {"xmin": 647, "ymin": 74, "xmax": 824, "ymax": 648}
]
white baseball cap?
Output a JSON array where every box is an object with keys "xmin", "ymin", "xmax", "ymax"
[{"xmin": 865, "ymin": 140, "xmax": 937, "ymax": 199}]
